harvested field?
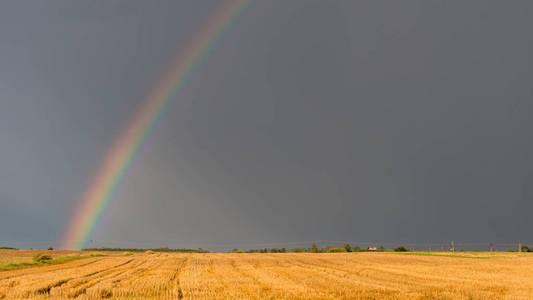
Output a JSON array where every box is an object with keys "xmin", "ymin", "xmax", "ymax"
[{"xmin": 1, "ymin": 250, "xmax": 532, "ymax": 299}]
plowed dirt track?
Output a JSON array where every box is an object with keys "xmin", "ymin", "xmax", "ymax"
[{"xmin": 1, "ymin": 251, "xmax": 532, "ymax": 299}]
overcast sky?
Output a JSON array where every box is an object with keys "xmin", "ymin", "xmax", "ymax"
[{"xmin": 1, "ymin": 0, "xmax": 533, "ymax": 250}]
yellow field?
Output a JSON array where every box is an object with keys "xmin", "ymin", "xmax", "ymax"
[{"xmin": 1, "ymin": 250, "xmax": 532, "ymax": 299}]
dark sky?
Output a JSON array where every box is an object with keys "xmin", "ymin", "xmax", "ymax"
[{"xmin": 1, "ymin": 0, "xmax": 533, "ymax": 250}]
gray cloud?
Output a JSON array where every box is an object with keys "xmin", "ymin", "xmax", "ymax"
[{"xmin": 1, "ymin": 0, "xmax": 532, "ymax": 250}]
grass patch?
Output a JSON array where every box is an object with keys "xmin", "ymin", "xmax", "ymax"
[
  {"xmin": 0, "ymin": 254, "xmax": 105, "ymax": 271},
  {"xmin": 388, "ymin": 252, "xmax": 495, "ymax": 259},
  {"xmin": 49, "ymin": 254, "xmax": 104, "ymax": 264},
  {"xmin": 0, "ymin": 262, "xmax": 35, "ymax": 270}
]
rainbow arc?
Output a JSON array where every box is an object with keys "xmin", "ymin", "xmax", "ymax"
[{"xmin": 61, "ymin": 0, "xmax": 252, "ymax": 250}]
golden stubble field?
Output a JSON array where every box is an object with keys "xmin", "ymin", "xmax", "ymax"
[{"xmin": 0, "ymin": 250, "xmax": 532, "ymax": 299}]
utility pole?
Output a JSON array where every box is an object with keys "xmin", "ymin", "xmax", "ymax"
[
  {"xmin": 489, "ymin": 243, "xmax": 494, "ymax": 252},
  {"xmin": 451, "ymin": 241, "xmax": 455, "ymax": 253},
  {"xmin": 518, "ymin": 242, "xmax": 522, "ymax": 252}
]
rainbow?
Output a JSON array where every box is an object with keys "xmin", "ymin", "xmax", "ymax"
[{"xmin": 61, "ymin": 0, "xmax": 252, "ymax": 250}]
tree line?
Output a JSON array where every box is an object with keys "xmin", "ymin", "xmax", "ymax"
[
  {"xmin": 82, "ymin": 247, "xmax": 208, "ymax": 253},
  {"xmin": 232, "ymin": 244, "xmax": 410, "ymax": 253}
]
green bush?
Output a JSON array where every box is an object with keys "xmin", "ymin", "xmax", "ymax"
[
  {"xmin": 33, "ymin": 254, "xmax": 53, "ymax": 263},
  {"xmin": 327, "ymin": 247, "xmax": 346, "ymax": 253}
]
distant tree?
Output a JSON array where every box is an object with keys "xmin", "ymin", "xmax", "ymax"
[
  {"xmin": 291, "ymin": 248, "xmax": 307, "ymax": 253},
  {"xmin": 343, "ymin": 244, "xmax": 352, "ymax": 252},
  {"xmin": 48, "ymin": 247, "xmax": 54, "ymax": 250},
  {"xmin": 311, "ymin": 243, "xmax": 319, "ymax": 253},
  {"xmin": 377, "ymin": 246, "xmax": 385, "ymax": 251},
  {"xmin": 394, "ymin": 246, "xmax": 408, "ymax": 252}
]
